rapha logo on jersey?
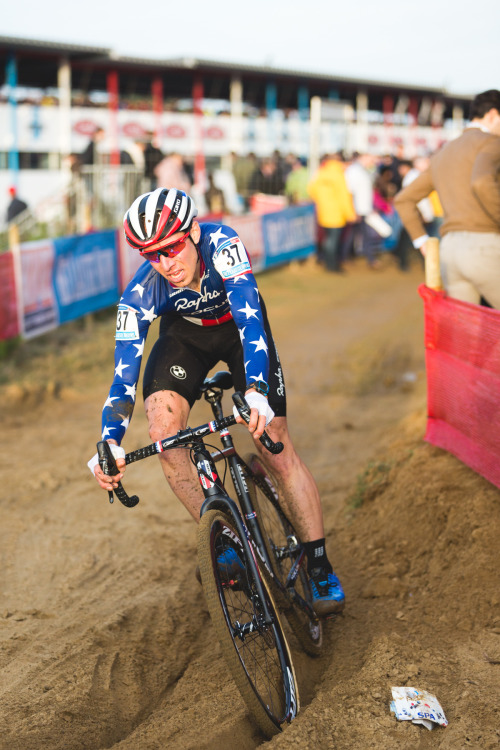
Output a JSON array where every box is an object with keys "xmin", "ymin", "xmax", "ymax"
[
  {"xmin": 170, "ymin": 365, "xmax": 187, "ymax": 379},
  {"xmin": 275, "ymin": 365, "xmax": 285, "ymax": 396},
  {"xmin": 174, "ymin": 288, "xmax": 223, "ymax": 312}
]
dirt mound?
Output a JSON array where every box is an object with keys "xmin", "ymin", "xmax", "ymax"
[
  {"xmin": 1, "ymin": 258, "xmax": 498, "ymax": 749},
  {"xmin": 272, "ymin": 412, "xmax": 500, "ymax": 749}
]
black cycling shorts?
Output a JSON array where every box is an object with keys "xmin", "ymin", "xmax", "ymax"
[{"xmin": 143, "ymin": 300, "xmax": 287, "ymax": 416}]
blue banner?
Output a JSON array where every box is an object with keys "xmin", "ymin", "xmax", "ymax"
[
  {"xmin": 53, "ymin": 230, "xmax": 119, "ymax": 324},
  {"xmin": 261, "ymin": 204, "xmax": 316, "ymax": 269}
]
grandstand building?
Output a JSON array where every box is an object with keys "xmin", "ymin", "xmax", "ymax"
[{"xmin": 0, "ymin": 34, "xmax": 472, "ymax": 223}]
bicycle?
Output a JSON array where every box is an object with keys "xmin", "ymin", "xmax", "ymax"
[{"xmin": 97, "ymin": 370, "xmax": 324, "ymax": 736}]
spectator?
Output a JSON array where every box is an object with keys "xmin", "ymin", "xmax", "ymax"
[
  {"xmin": 272, "ymin": 149, "xmax": 290, "ymax": 183},
  {"xmin": 378, "ymin": 147, "xmax": 404, "ymax": 190},
  {"xmin": 6, "ymin": 187, "xmax": 28, "ymax": 223},
  {"xmin": 79, "ymin": 126, "xmax": 105, "ymax": 166},
  {"xmin": 395, "ymin": 89, "xmax": 500, "ymax": 307},
  {"xmin": 284, "ymin": 156, "xmax": 310, "ymax": 204},
  {"xmin": 407, "ymin": 156, "xmax": 442, "ymax": 239},
  {"xmin": 205, "ymin": 172, "xmax": 227, "ymax": 215},
  {"xmin": 231, "ymin": 152, "xmax": 256, "ymax": 200},
  {"xmin": 119, "ymin": 149, "xmax": 135, "ymax": 166},
  {"xmin": 143, "ymin": 134, "xmax": 164, "ymax": 190},
  {"xmin": 307, "ymin": 154, "xmax": 356, "ymax": 272},
  {"xmin": 393, "ymin": 157, "xmax": 437, "ymax": 271},
  {"xmin": 63, "ymin": 154, "xmax": 82, "ymax": 234},
  {"xmin": 249, "ymin": 157, "xmax": 285, "ymax": 196},
  {"xmin": 375, "ymin": 164, "xmax": 399, "ymax": 201},
  {"xmin": 154, "ymin": 152, "xmax": 192, "ymax": 193},
  {"xmin": 344, "ymin": 152, "xmax": 384, "ymax": 268}
]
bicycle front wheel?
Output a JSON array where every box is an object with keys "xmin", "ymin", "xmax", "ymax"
[
  {"xmin": 197, "ymin": 509, "xmax": 299, "ymax": 738},
  {"xmin": 243, "ymin": 453, "xmax": 323, "ymax": 656}
]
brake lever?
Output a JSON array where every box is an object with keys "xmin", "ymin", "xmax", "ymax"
[
  {"xmin": 96, "ymin": 441, "xmax": 139, "ymax": 508},
  {"xmin": 232, "ymin": 392, "xmax": 284, "ymax": 455}
]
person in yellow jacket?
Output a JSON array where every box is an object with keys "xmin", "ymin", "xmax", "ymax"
[{"xmin": 308, "ymin": 154, "xmax": 357, "ymax": 272}]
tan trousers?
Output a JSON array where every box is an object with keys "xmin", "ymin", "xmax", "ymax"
[{"xmin": 440, "ymin": 231, "xmax": 500, "ymax": 309}]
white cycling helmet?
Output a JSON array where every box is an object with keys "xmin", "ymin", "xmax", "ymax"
[{"xmin": 123, "ymin": 188, "xmax": 198, "ymax": 251}]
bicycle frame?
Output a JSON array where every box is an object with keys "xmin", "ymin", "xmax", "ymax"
[
  {"xmin": 192, "ymin": 440, "xmax": 275, "ymax": 626},
  {"xmin": 201, "ymin": 383, "xmax": 316, "ymax": 623}
]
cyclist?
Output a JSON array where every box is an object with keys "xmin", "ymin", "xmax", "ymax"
[{"xmin": 88, "ymin": 187, "xmax": 345, "ymax": 616}]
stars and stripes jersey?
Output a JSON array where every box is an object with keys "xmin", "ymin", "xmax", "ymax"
[{"xmin": 101, "ymin": 222, "xmax": 269, "ymax": 444}]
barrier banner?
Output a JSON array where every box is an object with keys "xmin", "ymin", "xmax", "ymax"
[
  {"xmin": 19, "ymin": 239, "xmax": 59, "ymax": 338},
  {"xmin": 420, "ymin": 284, "xmax": 500, "ymax": 489},
  {"xmin": 53, "ymin": 230, "xmax": 119, "ymax": 324},
  {"xmin": 221, "ymin": 213, "xmax": 265, "ymax": 273},
  {"xmin": 250, "ymin": 194, "xmax": 288, "ymax": 215},
  {"xmin": 117, "ymin": 228, "xmax": 146, "ymax": 292},
  {"xmin": 2, "ymin": 205, "xmax": 316, "ymax": 342},
  {"xmin": 261, "ymin": 204, "xmax": 316, "ymax": 269},
  {"xmin": 0, "ymin": 251, "xmax": 19, "ymax": 341}
]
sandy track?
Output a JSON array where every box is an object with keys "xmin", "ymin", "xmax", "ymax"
[{"xmin": 1, "ymin": 257, "xmax": 498, "ymax": 749}]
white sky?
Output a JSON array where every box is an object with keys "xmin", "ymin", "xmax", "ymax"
[{"xmin": 2, "ymin": 0, "xmax": 498, "ymax": 96}]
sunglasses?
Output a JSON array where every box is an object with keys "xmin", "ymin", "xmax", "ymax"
[{"xmin": 140, "ymin": 229, "xmax": 192, "ymax": 263}]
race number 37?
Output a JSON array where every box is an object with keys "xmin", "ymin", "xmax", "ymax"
[
  {"xmin": 115, "ymin": 304, "xmax": 140, "ymax": 340},
  {"xmin": 214, "ymin": 237, "xmax": 251, "ymax": 280}
]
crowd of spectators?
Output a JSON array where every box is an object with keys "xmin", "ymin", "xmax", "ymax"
[
  {"xmin": 220, "ymin": 148, "xmax": 443, "ymax": 274},
  {"xmin": 57, "ymin": 125, "xmax": 448, "ymax": 277},
  {"xmin": 305, "ymin": 150, "xmax": 444, "ymax": 273}
]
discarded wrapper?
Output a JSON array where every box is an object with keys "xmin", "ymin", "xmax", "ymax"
[{"xmin": 390, "ymin": 687, "xmax": 448, "ymax": 731}]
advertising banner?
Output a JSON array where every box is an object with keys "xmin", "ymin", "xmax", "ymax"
[
  {"xmin": 0, "ymin": 251, "xmax": 19, "ymax": 341},
  {"xmin": 19, "ymin": 239, "xmax": 59, "ymax": 338},
  {"xmin": 261, "ymin": 204, "xmax": 316, "ymax": 269},
  {"xmin": 53, "ymin": 230, "xmax": 119, "ymax": 324}
]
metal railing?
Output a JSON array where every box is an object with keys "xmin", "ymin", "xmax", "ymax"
[
  {"xmin": 78, "ymin": 165, "xmax": 147, "ymax": 231},
  {"xmin": 1, "ymin": 166, "xmax": 148, "ymax": 251}
]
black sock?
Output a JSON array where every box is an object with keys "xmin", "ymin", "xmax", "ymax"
[{"xmin": 304, "ymin": 538, "xmax": 332, "ymax": 574}]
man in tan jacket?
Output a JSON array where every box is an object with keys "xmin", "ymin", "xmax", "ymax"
[{"xmin": 395, "ymin": 90, "xmax": 500, "ymax": 308}]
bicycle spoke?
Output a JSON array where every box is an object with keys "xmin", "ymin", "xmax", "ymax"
[{"xmin": 198, "ymin": 512, "xmax": 296, "ymax": 731}]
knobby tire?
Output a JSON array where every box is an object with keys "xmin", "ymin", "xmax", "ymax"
[{"xmin": 197, "ymin": 509, "xmax": 299, "ymax": 738}]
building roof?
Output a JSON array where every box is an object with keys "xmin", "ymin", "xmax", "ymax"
[
  {"xmin": 0, "ymin": 34, "xmax": 472, "ymax": 106},
  {"xmin": 0, "ymin": 34, "xmax": 110, "ymax": 60}
]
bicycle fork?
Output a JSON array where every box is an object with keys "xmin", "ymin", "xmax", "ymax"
[{"xmin": 194, "ymin": 442, "xmax": 274, "ymax": 627}]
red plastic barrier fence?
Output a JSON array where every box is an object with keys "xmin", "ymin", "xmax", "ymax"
[
  {"xmin": 419, "ymin": 284, "xmax": 500, "ymax": 488},
  {"xmin": 0, "ymin": 251, "xmax": 19, "ymax": 341}
]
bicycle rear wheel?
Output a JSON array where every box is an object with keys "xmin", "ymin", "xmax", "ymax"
[
  {"xmin": 197, "ymin": 509, "xmax": 299, "ymax": 738},
  {"xmin": 243, "ymin": 454, "xmax": 323, "ymax": 656}
]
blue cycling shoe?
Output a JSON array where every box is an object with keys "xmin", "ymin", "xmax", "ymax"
[
  {"xmin": 217, "ymin": 546, "xmax": 246, "ymax": 581},
  {"xmin": 310, "ymin": 567, "xmax": 345, "ymax": 616},
  {"xmin": 195, "ymin": 546, "xmax": 246, "ymax": 585}
]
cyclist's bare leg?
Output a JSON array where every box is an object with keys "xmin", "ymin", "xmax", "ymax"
[
  {"xmin": 252, "ymin": 416, "xmax": 324, "ymax": 542},
  {"xmin": 144, "ymin": 390, "xmax": 204, "ymax": 521}
]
